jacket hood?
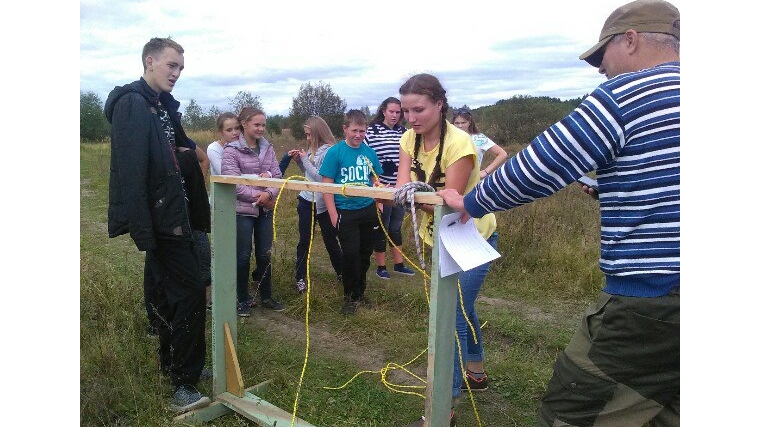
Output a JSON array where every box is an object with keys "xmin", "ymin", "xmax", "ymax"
[{"xmin": 103, "ymin": 78, "xmax": 158, "ymax": 124}]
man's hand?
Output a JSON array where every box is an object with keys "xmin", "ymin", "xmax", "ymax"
[{"xmin": 436, "ymin": 189, "xmax": 471, "ymax": 222}]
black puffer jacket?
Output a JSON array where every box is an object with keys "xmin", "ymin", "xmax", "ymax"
[{"xmin": 104, "ymin": 78, "xmax": 200, "ymax": 251}]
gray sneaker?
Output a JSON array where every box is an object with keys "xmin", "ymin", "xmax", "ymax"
[{"xmin": 171, "ymin": 384, "xmax": 211, "ymax": 412}]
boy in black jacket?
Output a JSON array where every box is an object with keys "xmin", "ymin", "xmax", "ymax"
[{"xmin": 104, "ymin": 37, "xmax": 211, "ymax": 413}]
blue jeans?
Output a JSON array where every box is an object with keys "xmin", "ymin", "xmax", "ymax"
[
  {"xmin": 236, "ymin": 212, "xmax": 274, "ymax": 303},
  {"xmin": 373, "ymin": 204, "xmax": 404, "ymax": 252},
  {"xmin": 452, "ymin": 232, "xmax": 499, "ymax": 398},
  {"xmin": 296, "ymin": 196, "xmax": 342, "ymax": 281}
]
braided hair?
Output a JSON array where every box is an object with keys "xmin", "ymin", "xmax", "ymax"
[{"xmin": 398, "ymin": 73, "xmax": 449, "ymax": 188}]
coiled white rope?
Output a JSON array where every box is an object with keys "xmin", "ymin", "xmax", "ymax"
[{"xmin": 394, "ymin": 181, "xmax": 436, "ymax": 270}]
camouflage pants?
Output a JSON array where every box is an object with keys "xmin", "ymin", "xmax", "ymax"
[{"xmin": 538, "ymin": 288, "xmax": 679, "ymax": 427}]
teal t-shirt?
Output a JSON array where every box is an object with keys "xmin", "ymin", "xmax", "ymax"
[{"xmin": 319, "ymin": 140, "xmax": 383, "ymax": 211}]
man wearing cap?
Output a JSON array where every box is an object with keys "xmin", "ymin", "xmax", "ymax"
[{"xmin": 437, "ymin": 0, "xmax": 680, "ymax": 425}]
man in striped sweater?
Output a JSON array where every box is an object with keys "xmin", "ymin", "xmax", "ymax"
[{"xmin": 438, "ymin": 0, "xmax": 680, "ymax": 426}]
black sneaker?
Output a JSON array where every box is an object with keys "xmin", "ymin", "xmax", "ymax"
[
  {"xmin": 464, "ymin": 370, "xmax": 489, "ymax": 391},
  {"xmin": 170, "ymin": 384, "xmax": 211, "ymax": 412},
  {"xmin": 237, "ymin": 300, "xmax": 253, "ymax": 317},
  {"xmin": 340, "ymin": 298, "xmax": 360, "ymax": 315},
  {"xmin": 261, "ymin": 298, "xmax": 286, "ymax": 312}
]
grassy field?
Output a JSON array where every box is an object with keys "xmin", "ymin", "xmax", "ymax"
[{"xmin": 80, "ymin": 130, "xmax": 603, "ymax": 426}]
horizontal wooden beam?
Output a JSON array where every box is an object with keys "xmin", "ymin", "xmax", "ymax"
[{"xmin": 210, "ymin": 175, "xmax": 444, "ymax": 205}]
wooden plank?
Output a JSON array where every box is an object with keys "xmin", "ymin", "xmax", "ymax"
[
  {"xmin": 210, "ymin": 175, "xmax": 444, "ymax": 205},
  {"xmin": 173, "ymin": 382, "xmax": 271, "ymax": 425},
  {"xmin": 224, "ymin": 322, "xmax": 245, "ymax": 397},
  {"xmin": 424, "ymin": 204, "xmax": 458, "ymax": 427},
  {"xmin": 210, "ymin": 182, "xmax": 239, "ymax": 397},
  {"xmin": 217, "ymin": 392, "xmax": 317, "ymax": 427}
]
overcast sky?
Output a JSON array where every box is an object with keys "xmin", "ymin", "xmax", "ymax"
[{"xmin": 79, "ymin": 0, "xmax": 639, "ymax": 116}]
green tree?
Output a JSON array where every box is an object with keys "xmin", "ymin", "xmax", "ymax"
[
  {"xmin": 182, "ymin": 99, "xmax": 204, "ymax": 131},
  {"xmin": 478, "ymin": 95, "xmax": 582, "ymax": 146},
  {"xmin": 229, "ymin": 91, "xmax": 262, "ymax": 115},
  {"xmin": 288, "ymin": 81, "xmax": 346, "ymax": 139},
  {"xmin": 266, "ymin": 114, "xmax": 283, "ymax": 136},
  {"xmin": 80, "ymin": 91, "xmax": 110, "ymax": 141},
  {"xmin": 205, "ymin": 105, "xmax": 222, "ymax": 130}
]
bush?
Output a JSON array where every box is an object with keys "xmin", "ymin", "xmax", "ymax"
[{"xmin": 81, "ymin": 91, "xmax": 110, "ymax": 141}]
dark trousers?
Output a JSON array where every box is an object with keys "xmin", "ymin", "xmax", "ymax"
[
  {"xmin": 145, "ymin": 231, "xmax": 209, "ymax": 328},
  {"xmin": 145, "ymin": 238, "xmax": 207, "ymax": 388},
  {"xmin": 538, "ymin": 288, "xmax": 680, "ymax": 427},
  {"xmin": 236, "ymin": 212, "xmax": 274, "ymax": 302},
  {"xmin": 336, "ymin": 203, "xmax": 378, "ymax": 300},
  {"xmin": 296, "ymin": 196, "xmax": 342, "ymax": 281}
]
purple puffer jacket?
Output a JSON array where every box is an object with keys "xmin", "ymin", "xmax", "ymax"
[{"xmin": 221, "ymin": 136, "xmax": 282, "ymax": 216}]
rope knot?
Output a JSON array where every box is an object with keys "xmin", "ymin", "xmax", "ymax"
[{"xmin": 392, "ymin": 182, "xmax": 435, "ymax": 270}]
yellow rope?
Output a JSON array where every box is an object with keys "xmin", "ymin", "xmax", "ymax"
[
  {"xmin": 322, "ymin": 347, "xmax": 428, "ymax": 397},
  {"xmin": 269, "ymin": 175, "xmax": 313, "ymax": 427},
  {"xmin": 268, "ymin": 164, "xmax": 482, "ymax": 427}
]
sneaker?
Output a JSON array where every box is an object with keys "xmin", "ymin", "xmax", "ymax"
[
  {"xmin": 171, "ymin": 384, "xmax": 211, "ymax": 412},
  {"xmin": 464, "ymin": 371, "xmax": 489, "ymax": 391},
  {"xmin": 237, "ymin": 300, "xmax": 253, "ymax": 317},
  {"xmin": 295, "ymin": 279, "xmax": 307, "ymax": 294},
  {"xmin": 340, "ymin": 298, "xmax": 360, "ymax": 315},
  {"xmin": 405, "ymin": 411, "xmax": 456, "ymax": 427},
  {"xmin": 375, "ymin": 268, "xmax": 390, "ymax": 279},
  {"xmin": 393, "ymin": 264, "xmax": 416, "ymax": 276},
  {"xmin": 261, "ymin": 298, "xmax": 286, "ymax": 312}
]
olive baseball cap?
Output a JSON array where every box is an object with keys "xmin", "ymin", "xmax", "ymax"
[{"xmin": 579, "ymin": 0, "xmax": 680, "ymax": 67}]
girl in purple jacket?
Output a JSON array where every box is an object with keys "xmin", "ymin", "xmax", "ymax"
[{"xmin": 221, "ymin": 107, "xmax": 284, "ymax": 316}]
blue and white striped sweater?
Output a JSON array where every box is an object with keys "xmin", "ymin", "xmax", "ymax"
[{"xmin": 464, "ymin": 62, "xmax": 680, "ymax": 297}]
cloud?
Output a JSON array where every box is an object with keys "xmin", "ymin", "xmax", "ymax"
[{"xmin": 80, "ymin": 0, "xmax": 624, "ymax": 116}]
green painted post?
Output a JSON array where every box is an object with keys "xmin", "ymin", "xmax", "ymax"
[
  {"xmin": 209, "ymin": 181, "xmax": 238, "ymax": 397},
  {"xmin": 425, "ymin": 204, "xmax": 457, "ymax": 427}
]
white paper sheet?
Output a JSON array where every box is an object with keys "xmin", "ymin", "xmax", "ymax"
[{"xmin": 438, "ymin": 212, "xmax": 501, "ymax": 277}]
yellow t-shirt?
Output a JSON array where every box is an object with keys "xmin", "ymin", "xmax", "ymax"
[{"xmin": 400, "ymin": 121, "xmax": 497, "ymax": 245}]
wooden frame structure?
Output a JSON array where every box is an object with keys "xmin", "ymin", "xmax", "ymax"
[{"xmin": 175, "ymin": 175, "xmax": 458, "ymax": 427}]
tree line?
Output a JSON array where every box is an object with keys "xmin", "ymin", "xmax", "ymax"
[{"xmin": 81, "ymin": 80, "xmax": 585, "ymax": 146}]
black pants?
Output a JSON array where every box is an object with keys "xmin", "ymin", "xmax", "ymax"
[
  {"xmin": 145, "ymin": 231, "xmax": 210, "ymax": 327},
  {"xmin": 296, "ymin": 196, "xmax": 342, "ymax": 281},
  {"xmin": 145, "ymin": 237, "xmax": 207, "ymax": 388},
  {"xmin": 336, "ymin": 203, "xmax": 378, "ymax": 300}
]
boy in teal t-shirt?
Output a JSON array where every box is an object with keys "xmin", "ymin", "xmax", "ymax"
[{"xmin": 319, "ymin": 110, "xmax": 383, "ymax": 315}]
